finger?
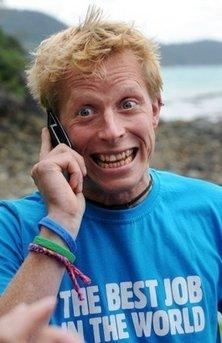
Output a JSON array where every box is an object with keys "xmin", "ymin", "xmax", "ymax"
[
  {"xmin": 0, "ymin": 303, "xmax": 28, "ymax": 342},
  {"xmin": 39, "ymin": 127, "xmax": 52, "ymax": 161},
  {"xmin": 18, "ymin": 297, "xmax": 56, "ymax": 337},
  {"xmin": 0, "ymin": 303, "xmax": 27, "ymax": 327},
  {"xmin": 37, "ymin": 326, "xmax": 83, "ymax": 343},
  {"xmin": 0, "ymin": 297, "xmax": 56, "ymax": 342},
  {"xmin": 31, "ymin": 154, "xmax": 84, "ymax": 195},
  {"xmin": 27, "ymin": 296, "xmax": 56, "ymax": 321},
  {"xmin": 66, "ymin": 159, "xmax": 84, "ymax": 193},
  {"xmin": 71, "ymin": 150, "xmax": 87, "ymax": 177},
  {"xmin": 47, "ymin": 143, "xmax": 87, "ymax": 177}
]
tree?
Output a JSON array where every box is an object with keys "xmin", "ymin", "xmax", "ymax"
[{"xmin": 0, "ymin": 27, "xmax": 27, "ymax": 97}]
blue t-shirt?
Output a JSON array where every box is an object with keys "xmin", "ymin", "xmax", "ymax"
[{"xmin": 0, "ymin": 169, "xmax": 221, "ymax": 342}]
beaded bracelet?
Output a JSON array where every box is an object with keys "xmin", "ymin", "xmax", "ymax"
[
  {"xmin": 29, "ymin": 243, "xmax": 91, "ymax": 300},
  {"xmin": 33, "ymin": 235, "xmax": 75, "ymax": 263},
  {"xmin": 38, "ymin": 216, "xmax": 77, "ymax": 253}
]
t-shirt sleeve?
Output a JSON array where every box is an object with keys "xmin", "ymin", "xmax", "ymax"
[{"xmin": 0, "ymin": 202, "xmax": 24, "ymax": 294}]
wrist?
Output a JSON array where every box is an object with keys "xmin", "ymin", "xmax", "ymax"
[
  {"xmin": 47, "ymin": 210, "xmax": 80, "ymax": 236},
  {"xmin": 40, "ymin": 228, "xmax": 68, "ymax": 248},
  {"xmin": 38, "ymin": 216, "xmax": 77, "ymax": 254}
]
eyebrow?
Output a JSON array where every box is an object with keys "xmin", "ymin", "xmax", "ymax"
[
  {"xmin": 119, "ymin": 86, "xmax": 143, "ymax": 95},
  {"xmin": 69, "ymin": 84, "xmax": 144, "ymax": 104}
]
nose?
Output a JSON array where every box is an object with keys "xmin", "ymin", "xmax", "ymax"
[{"xmin": 98, "ymin": 110, "xmax": 126, "ymax": 143}]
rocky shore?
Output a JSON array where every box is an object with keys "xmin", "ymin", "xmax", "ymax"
[{"xmin": 0, "ymin": 110, "xmax": 221, "ymax": 199}]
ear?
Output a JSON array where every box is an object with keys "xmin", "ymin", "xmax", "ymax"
[{"xmin": 151, "ymin": 97, "xmax": 162, "ymax": 129}]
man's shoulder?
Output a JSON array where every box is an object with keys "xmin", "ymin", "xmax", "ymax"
[
  {"xmin": 0, "ymin": 191, "xmax": 46, "ymax": 222},
  {"xmin": 152, "ymin": 169, "xmax": 222, "ymax": 203},
  {"xmin": 153, "ymin": 168, "xmax": 221, "ymax": 189},
  {"xmin": 0, "ymin": 191, "xmax": 44, "ymax": 209}
]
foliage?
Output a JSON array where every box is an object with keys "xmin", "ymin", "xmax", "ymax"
[{"xmin": 0, "ymin": 27, "xmax": 27, "ymax": 98}]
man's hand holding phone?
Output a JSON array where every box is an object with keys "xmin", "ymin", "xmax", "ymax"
[{"xmin": 31, "ymin": 127, "xmax": 87, "ymax": 237}]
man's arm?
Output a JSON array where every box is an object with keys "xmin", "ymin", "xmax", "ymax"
[
  {"xmin": 0, "ymin": 234, "xmax": 65, "ymax": 316},
  {"xmin": 0, "ymin": 128, "xmax": 86, "ymax": 317}
]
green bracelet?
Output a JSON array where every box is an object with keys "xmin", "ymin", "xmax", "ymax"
[{"xmin": 33, "ymin": 235, "xmax": 76, "ymax": 263}]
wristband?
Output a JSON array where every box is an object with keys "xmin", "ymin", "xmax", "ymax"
[
  {"xmin": 38, "ymin": 216, "xmax": 77, "ymax": 253},
  {"xmin": 33, "ymin": 235, "xmax": 75, "ymax": 263},
  {"xmin": 29, "ymin": 243, "xmax": 90, "ymax": 300}
]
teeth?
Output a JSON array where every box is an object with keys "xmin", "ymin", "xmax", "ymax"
[
  {"xmin": 117, "ymin": 153, "xmax": 123, "ymax": 160},
  {"xmin": 109, "ymin": 154, "xmax": 116, "ymax": 162},
  {"xmin": 126, "ymin": 149, "xmax": 131, "ymax": 157},
  {"xmin": 97, "ymin": 154, "xmax": 133, "ymax": 168},
  {"xmin": 97, "ymin": 149, "xmax": 133, "ymax": 163},
  {"xmin": 100, "ymin": 155, "xmax": 106, "ymax": 162}
]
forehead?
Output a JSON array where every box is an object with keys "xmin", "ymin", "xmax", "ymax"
[{"xmin": 60, "ymin": 50, "xmax": 146, "ymax": 93}]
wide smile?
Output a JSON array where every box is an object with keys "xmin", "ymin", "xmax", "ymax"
[{"xmin": 91, "ymin": 148, "xmax": 138, "ymax": 169}]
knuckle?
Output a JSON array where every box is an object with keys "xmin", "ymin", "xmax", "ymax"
[
  {"xmin": 58, "ymin": 143, "xmax": 70, "ymax": 152},
  {"xmin": 79, "ymin": 154, "xmax": 85, "ymax": 165},
  {"xmin": 70, "ymin": 167, "xmax": 82, "ymax": 181},
  {"xmin": 31, "ymin": 160, "xmax": 48, "ymax": 176},
  {"xmin": 72, "ymin": 167, "xmax": 82, "ymax": 178},
  {"xmin": 30, "ymin": 164, "xmax": 38, "ymax": 177}
]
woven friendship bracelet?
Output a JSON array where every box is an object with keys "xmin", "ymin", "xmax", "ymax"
[
  {"xmin": 33, "ymin": 235, "xmax": 75, "ymax": 263},
  {"xmin": 38, "ymin": 216, "xmax": 77, "ymax": 253},
  {"xmin": 29, "ymin": 243, "xmax": 91, "ymax": 300}
]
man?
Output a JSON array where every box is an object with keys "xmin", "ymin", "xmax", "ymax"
[{"xmin": 0, "ymin": 8, "xmax": 221, "ymax": 343}]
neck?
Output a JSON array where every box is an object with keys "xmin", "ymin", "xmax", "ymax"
[
  {"xmin": 86, "ymin": 177, "xmax": 152, "ymax": 209},
  {"xmin": 83, "ymin": 173, "xmax": 151, "ymax": 207}
]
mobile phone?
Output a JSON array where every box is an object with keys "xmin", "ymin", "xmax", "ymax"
[{"xmin": 47, "ymin": 109, "xmax": 73, "ymax": 149}]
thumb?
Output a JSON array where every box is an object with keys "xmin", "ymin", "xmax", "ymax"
[
  {"xmin": 20, "ymin": 297, "xmax": 56, "ymax": 338},
  {"xmin": 39, "ymin": 127, "xmax": 52, "ymax": 161},
  {"xmin": 0, "ymin": 297, "xmax": 57, "ymax": 342}
]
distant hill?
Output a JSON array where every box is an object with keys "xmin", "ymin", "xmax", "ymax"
[
  {"xmin": 0, "ymin": 7, "xmax": 222, "ymax": 65},
  {"xmin": 0, "ymin": 8, "xmax": 67, "ymax": 51},
  {"xmin": 161, "ymin": 41, "xmax": 222, "ymax": 66}
]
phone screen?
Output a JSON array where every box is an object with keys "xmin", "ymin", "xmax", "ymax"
[{"xmin": 47, "ymin": 110, "xmax": 73, "ymax": 149}]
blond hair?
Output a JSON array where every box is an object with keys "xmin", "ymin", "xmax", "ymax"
[{"xmin": 26, "ymin": 7, "xmax": 163, "ymax": 111}]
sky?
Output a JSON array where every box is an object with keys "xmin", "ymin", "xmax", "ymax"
[{"xmin": 4, "ymin": 0, "xmax": 222, "ymax": 43}]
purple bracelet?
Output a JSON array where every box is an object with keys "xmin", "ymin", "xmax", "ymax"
[
  {"xmin": 38, "ymin": 216, "xmax": 77, "ymax": 253},
  {"xmin": 29, "ymin": 243, "xmax": 90, "ymax": 300}
]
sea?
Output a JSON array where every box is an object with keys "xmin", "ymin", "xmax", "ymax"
[{"xmin": 161, "ymin": 65, "xmax": 222, "ymax": 122}]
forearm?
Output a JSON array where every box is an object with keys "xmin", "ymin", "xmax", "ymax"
[
  {"xmin": 0, "ymin": 244, "xmax": 65, "ymax": 317},
  {"xmin": 0, "ymin": 131, "xmax": 87, "ymax": 317}
]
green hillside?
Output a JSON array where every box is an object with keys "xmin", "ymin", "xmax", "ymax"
[{"xmin": 0, "ymin": 27, "xmax": 27, "ymax": 98}]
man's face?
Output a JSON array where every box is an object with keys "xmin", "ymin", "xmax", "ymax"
[{"xmin": 58, "ymin": 50, "xmax": 161, "ymax": 203}]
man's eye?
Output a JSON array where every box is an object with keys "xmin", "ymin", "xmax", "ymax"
[
  {"xmin": 121, "ymin": 99, "xmax": 137, "ymax": 110},
  {"xmin": 77, "ymin": 107, "xmax": 93, "ymax": 117}
]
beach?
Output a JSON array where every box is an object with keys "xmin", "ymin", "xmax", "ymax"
[{"xmin": 161, "ymin": 65, "xmax": 222, "ymax": 121}]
